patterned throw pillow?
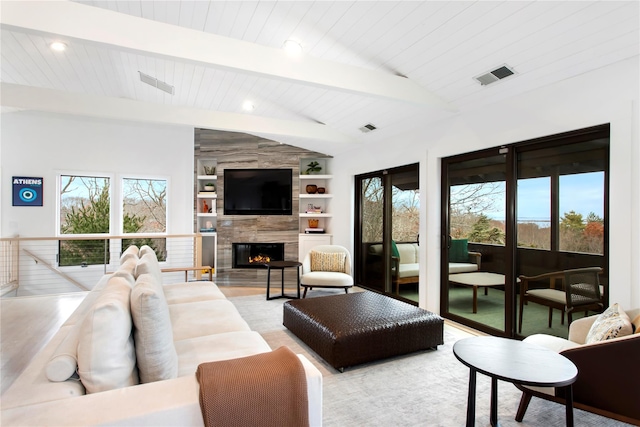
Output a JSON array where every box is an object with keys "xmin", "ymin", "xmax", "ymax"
[
  {"xmin": 585, "ymin": 303, "xmax": 633, "ymax": 344},
  {"xmin": 310, "ymin": 251, "xmax": 346, "ymax": 273}
]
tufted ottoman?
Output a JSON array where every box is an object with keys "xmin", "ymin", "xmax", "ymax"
[{"xmin": 283, "ymin": 291, "xmax": 444, "ymax": 371}]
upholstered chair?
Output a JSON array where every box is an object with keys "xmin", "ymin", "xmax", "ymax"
[{"xmin": 300, "ymin": 245, "xmax": 353, "ymax": 298}]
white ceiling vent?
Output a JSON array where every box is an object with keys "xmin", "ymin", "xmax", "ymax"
[
  {"xmin": 138, "ymin": 71, "xmax": 174, "ymax": 95},
  {"xmin": 359, "ymin": 123, "xmax": 377, "ymax": 133},
  {"xmin": 474, "ymin": 65, "xmax": 516, "ymax": 86}
]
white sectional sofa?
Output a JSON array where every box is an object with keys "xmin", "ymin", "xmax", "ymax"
[{"xmin": 1, "ymin": 245, "xmax": 322, "ymax": 426}]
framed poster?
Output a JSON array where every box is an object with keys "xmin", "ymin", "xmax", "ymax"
[{"xmin": 13, "ymin": 176, "xmax": 43, "ymax": 206}]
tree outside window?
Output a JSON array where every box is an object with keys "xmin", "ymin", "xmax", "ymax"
[
  {"xmin": 121, "ymin": 178, "xmax": 167, "ymax": 260},
  {"xmin": 59, "ymin": 176, "xmax": 111, "ymax": 266},
  {"xmin": 58, "ymin": 175, "xmax": 168, "ymax": 266}
]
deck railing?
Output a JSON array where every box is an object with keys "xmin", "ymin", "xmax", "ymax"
[{"xmin": 0, "ymin": 234, "xmax": 208, "ymax": 297}]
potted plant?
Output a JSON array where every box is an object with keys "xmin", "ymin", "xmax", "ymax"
[
  {"xmin": 306, "ymin": 161, "xmax": 322, "ymax": 175},
  {"xmin": 203, "ymin": 183, "xmax": 216, "ymax": 191}
]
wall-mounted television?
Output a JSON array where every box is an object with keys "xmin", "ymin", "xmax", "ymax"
[{"xmin": 224, "ymin": 169, "xmax": 292, "ymax": 215}]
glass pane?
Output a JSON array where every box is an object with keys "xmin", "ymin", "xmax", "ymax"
[
  {"xmin": 122, "ymin": 178, "xmax": 167, "ymax": 233},
  {"xmin": 391, "ymin": 168, "xmax": 419, "ymax": 301},
  {"xmin": 450, "ymin": 182, "xmax": 506, "ymax": 244},
  {"xmin": 60, "ymin": 176, "xmax": 110, "ymax": 234},
  {"xmin": 559, "ymin": 172, "xmax": 604, "ymax": 254},
  {"xmin": 517, "ymin": 177, "xmax": 551, "ymax": 249},
  {"xmin": 361, "ymin": 177, "xmax": 385, "ymax": 293},
  {"xmin": 59, "ymin": 175, "xmax": 110, "ymax": 266},
  {"xmin": 447, "ymin": 154, "xmax": 506, "ymax": 332}
]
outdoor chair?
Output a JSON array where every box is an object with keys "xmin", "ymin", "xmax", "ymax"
[{"xmin": 518, "ymin": 267, "xmax": 604, "ymax": 333}]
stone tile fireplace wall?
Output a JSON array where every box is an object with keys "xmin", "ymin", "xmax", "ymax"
[{"xmin": 195, "ymin": 129, "xmax": 328, "ymax": 285}]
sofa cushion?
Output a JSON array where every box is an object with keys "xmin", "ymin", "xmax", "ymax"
[
  {"xmin": 396, "ymin": 243, "xmax": 418, "ymax": 264},
  {"xmin": 391, "ymin": 240, "xmax": 400, "ymax": 259},
  {"xmin": 174, "ymin": 331, "xmax": 271, "ymax": 376},
  {"xmin": 77, "ymin": 276, "xmax": 138, "ymax": 393},
  {"xmin": 585, "ymin": 303, "xmax": 633, "ymax": 344},
  {"xmin": 163, "ymin": 282, "xmax": 227, "ymax": 305},
  {"xmin": 169, "ymin": 300, "xmax": 251, "ymax": 341},
  {"xmin": 131, "ymin": 272, "xmax": 178, "ymax": 383},
  {"xmin": 449, "ymin": 263, "xmax": 479, "ymax": 274},
  {"xmin": 449, "ymin": 239, "xmax": 469, "ymax": 263},
  {"xmin": 310, "ymin": 251, "xmax": 346, "ymax": 272},
  {"xmin": 301, "ymin": 271, "xmax": 353, "ymax": 287},
  {"xmin": 524, "ymin": 333, "xmax": 581, "ymax": 353}
]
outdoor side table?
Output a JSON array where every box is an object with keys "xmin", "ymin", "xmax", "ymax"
[{"xmin": 264, "ymin": 261, "xmax": 302, "ymax": 300}]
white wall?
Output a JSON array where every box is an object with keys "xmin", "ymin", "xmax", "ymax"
[
  {"xmin": 332, "ymin": 56, "xmax": 640, "ymax": 314},
  {"xmin": 1, "ymin": 112, "xmax": 195, "ymax": 293}
]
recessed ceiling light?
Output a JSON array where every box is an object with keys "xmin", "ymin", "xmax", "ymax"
[
  {"xmin": 242, "ymin": 101, "xmax": 255, "ymax": 112},
  {"xmin": 50, "ymin": 41, "xmax": 67, "ymax": 52},
  {"xmin": 283, "ymin": 39, "xmax": 303, "ymax": 55}
]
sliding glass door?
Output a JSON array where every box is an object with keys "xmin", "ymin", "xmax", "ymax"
[
  {"xmin": 441, "ymin": 125, "xmax": 609, "ymax": 338},
  {"xmin": 443, "ymin": 151, "xmax": 511, "ymax": 334},
  {"xmin": 355, "ymin": 164, "xmax": 419, "ymax": 302}
]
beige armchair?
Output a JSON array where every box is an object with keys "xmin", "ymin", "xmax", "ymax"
[{"xmin": 300, "ymin": 245, "xmax": 353, "ymax": 298}]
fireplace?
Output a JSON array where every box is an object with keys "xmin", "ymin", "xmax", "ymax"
[{"xmin": 232, "ymin": 243, "xmax": 285, "ymax": 268}]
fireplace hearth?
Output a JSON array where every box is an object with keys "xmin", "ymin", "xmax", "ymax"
[{"xmin": 232, "ymin": 243, "xmax": 285, "ymax": 268}]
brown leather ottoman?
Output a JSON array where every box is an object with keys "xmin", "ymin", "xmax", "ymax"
[{"xmin": 283, "ymin": 291, "xmax": 444, "ymax": 371}]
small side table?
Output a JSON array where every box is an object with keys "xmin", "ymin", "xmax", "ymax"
[
  {"xmin": 264, "ymin": 261, "xmax": 302, "ymax": 300},
  {"xmin": 453, "ymin": 336, "xmax": 577, "ymax": 427}
]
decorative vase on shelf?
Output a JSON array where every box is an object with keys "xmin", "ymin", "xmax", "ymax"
[
  {"xmin": 308, "ymin": 219, "xmax": 319, "ymax": 228},
  {"xmin": 317, "ymin": 187, "xmax": 326, "ymax": 194},
  {"xmin": 202, "ymin": 200, "xmax": 209, "ymax": 213},
  {"xmin": 306, "ymin": 184, "xmax": 318, "ymax": 194},
  {"xmin": 203, "ymin": 166, "xmax": 216, "ymax": 175}
]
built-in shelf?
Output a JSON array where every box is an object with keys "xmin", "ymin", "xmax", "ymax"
[
  {"xmin": 197, "ymin": 194, "xmax": 218, "ymax": 198},
  {"xmin": 197, "ymin": 212, "xmax": 217, "ymax": 217},
  {"xmin": 300, "ymin": 194, "xmax": 332, "ymax": 198},
  {"xmin": 300, "ymin": 174, "xmax": 332, "ymax": 180},
  {"xmin": 299, "ymin": 213, "xmax": 332, "ymax": 218},
  {"xmin": 197, "ymin": 175, "xmax": 217, "ymax": 180}
]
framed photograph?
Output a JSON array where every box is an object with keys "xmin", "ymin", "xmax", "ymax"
[{"xmin": 12, "ymin": 176, "xmax": 43, "ymax": 206}]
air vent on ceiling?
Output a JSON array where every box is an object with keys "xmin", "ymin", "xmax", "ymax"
[
  {"xmin": 138, "ymin": 71, "xmax": 175, "ymax": 95},
  {"xmin": 474, "ymin": 65, "xmax": 516, "ymax": 86},
  {"xmin": 359, "ymin": 123, "xmax": 377, "ymax": 133}
]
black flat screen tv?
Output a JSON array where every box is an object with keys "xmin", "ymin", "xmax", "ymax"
[{"xmin": 224, "ymin": 169, "xmax": 292, "ymax": 215}]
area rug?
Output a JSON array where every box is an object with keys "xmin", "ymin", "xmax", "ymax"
[{"xmin": 230, "ymin": 293, "xmax": 632, "ymax": 427}]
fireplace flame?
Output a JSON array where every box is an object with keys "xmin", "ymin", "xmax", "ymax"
[{"xmin": 249, "ymin": 254, "xmax": 271, "ymax": 264}]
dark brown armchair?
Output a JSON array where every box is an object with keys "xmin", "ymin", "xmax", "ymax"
[
  {"xmin": 518, "ymin": 267, "xmax": 604, "ymax": 333},
  {"xmin": 515, "ymin": 311, "xmax": 640, "ymax": 425}
]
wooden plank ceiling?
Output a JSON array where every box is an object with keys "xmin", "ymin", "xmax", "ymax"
[{"xmin": 1, "ymin": 1, "xmax": 638, "ymax": 154}]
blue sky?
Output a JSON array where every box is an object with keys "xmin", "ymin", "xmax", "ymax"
[
  {"xmin": 518, "ymin": 172, "xmax": 604, "ymax": 222},
  {"xmin": 454, "ymin": 171, "xmax": 604, "ymax": 222}
]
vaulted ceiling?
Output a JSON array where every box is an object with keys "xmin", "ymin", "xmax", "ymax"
[{"xmin": 1, "ymin": 1, "xmax": 638, "ymax": 155}]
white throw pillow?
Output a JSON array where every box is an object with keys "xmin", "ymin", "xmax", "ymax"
[
  {"xmin": 120, "ymin": 245, "xmax": 139, "ymax": 264},
  {"xmin": 585, "ymin": 303, "xmax": 633, "ymax": 344},
  {"xmin": 130, "ymin": 273, "xmax": 178, "ymax": 383},
  {"xmin": 77, "ymin": 276, "xmax": 139, "ymax": 393},
  {"xmin": 135, "ymin": 251, "xmax": 163, "ymax": 287},
  {"xmin": 46, "ymin": 323, "xmax": 82, "ymax": 382}
]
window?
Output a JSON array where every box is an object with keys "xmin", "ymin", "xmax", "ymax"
[
  {"xmin": 517, "ymin": 177, "xmax": 551, "ymax": 250},
  {"xmin": 59, "ymin": 175, "xmax": 111, "ymax": 266},
  {"xmin": 121, "ymin": 177, "xmax": 168, "ymax": 260},
  {"xmin": 58, "ymin": 175, "xmax": 168, "ymax": 266},
  {"xmin": 559, "ymin": 172, "xmax": 604, "ymax": 254},
  {"xmin": 450, "ymin": 181, "xmax": 506, "ymax": 245}
]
